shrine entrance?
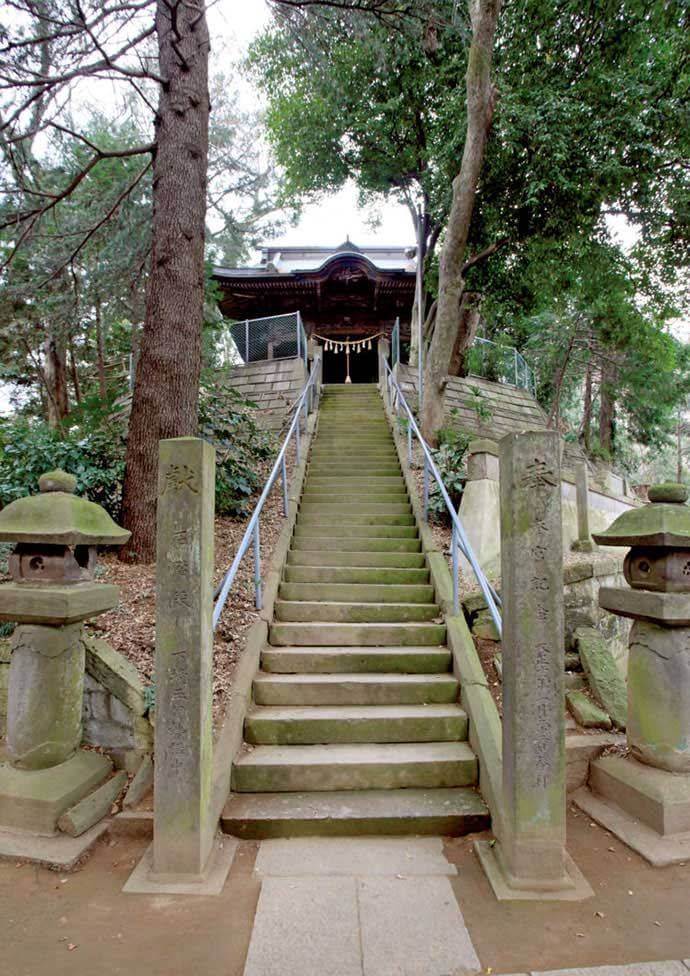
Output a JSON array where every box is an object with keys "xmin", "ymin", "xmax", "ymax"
[{"xmin": 321, "ymin": 336, "xmax": 379, "ymax": 384}]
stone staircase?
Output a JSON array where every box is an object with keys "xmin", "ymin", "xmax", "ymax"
[{"xmin": 222, "ymin": 384, "xmax": 489, "ymax": 837}]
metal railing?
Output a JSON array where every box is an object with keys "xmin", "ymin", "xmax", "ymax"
[
  {"xmin": 222, "ymin": 311, "xmax": 308, "ymax": 367},
  {"xmin": 212, "ymin": 356, "xmax": 322, "ymax": 631},
  {"xmin": 467, "ymin": 336, "xmax": 536, "ymax": 396},
  {"xmin": 383, "ymin": 359, "xmax": 502, "ymax": 637},
  {"xmin": 391, "ymin": 317, "xmax": 401, "ymax": 369}
]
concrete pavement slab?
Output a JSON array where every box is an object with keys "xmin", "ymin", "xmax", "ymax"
[
  {"xmin": 254, "ymin": 836, "xmax": 457, "ymax": 877},
  {"xmin": 358, "ymin": 876, "xmax": 480, "ymax": 976},
  {"xmin": 243, "ymin": 877, "xmax": 362, "ymax": 976},
  {"xmin": 538, "ymin": 963, "xmax": 689, "ymax": 976}
]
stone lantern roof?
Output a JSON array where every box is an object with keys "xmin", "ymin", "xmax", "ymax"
[
  {"xmin": 0, "ymin": 469, "xmax": 130, "ymax": 546},
  {"xmin": 592, "ymin": 483, "xmax": 690, "ymax": 548}
]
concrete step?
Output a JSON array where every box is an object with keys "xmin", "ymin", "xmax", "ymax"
[
  {"xmin": 275, "ymin": 601, "xmax": 439, "ymax": 624},
  {"xmin": 252, "ymin": 673, "xmax": 458, "ymax": 706},
  {"xmin": 262, "ymin": 645, "xmax": 452, "ymax": 674},
  {"xmin": 299, "ymin": 503, "xmax": 412, "ymax": 516},
  {"xmin": 269, "ymin": 621, "xmax": 446, "ymax": 646},
  {"xmin": 299, "ymin": 493, "xmax": 409, "ymax": 505},
  {"xmin": 222, "ymin": 787, "xmax": 489, "ymax": 838},
  {"xmin": 305, "ymin": 476, "xmax": 405, "ymax": 486},
  {"xmin": 297, "ymin": 513, "xmax": 415, "ymax": 526},
  {"xmin": 278, "ymin": 582, "xmax": 433, "ymax": 604},
  {"xmin": 290, "ymin": 537, "xmax": 419, "ymax": 553},
  {"xmin": 293, "ymin": 525, "xmax": 417, "ymax": 539},
  {"xmin": 283, "ymin": 566, "xmax": 430, "ymax": 585},
  {"xmin": 308, "ymin": 465, "xmax": 401, "ymax": 476},
  {"xmin": 232, "ymin": 741, "xmax": 474, "ymax": 792},
  {"xmin": 244, "ymin": 704, "xmax": 467, "ymax": 745},
  {"xmin": 286, "ymin": 550, "xmax": 426, "ymax": 568}
]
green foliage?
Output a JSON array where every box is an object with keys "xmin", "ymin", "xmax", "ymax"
[
  {"xmin": 0, "ymin": 412, "xmax": 126, "ymax": 517},
  {"xmin": 465, "ymin": 388, "xmax": 493, "ymax": 424},
  {"xmin": 198, "ymin": 386, "xmax": 275, "ymax": 517},
  {"xmin": 428, "ymin": 426, "xmax": 471, "ymax": 516}
]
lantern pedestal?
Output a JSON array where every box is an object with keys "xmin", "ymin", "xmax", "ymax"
[{"xmin": 573, "ymin": 483, "xmax": 690, "ymax": 866}]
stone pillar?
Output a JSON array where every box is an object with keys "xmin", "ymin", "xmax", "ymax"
[
  {"xmin": 458, "ymin": 439, "xmax": 500, "ymax": 579},
  {"xmin": 476, "ymin": 430, "xmax": 591, "ymax": 899},
  {"xmin": 152, "ymin": 437, "xmax": 215, "ymax": 880},
  {"xmin": 378, "ymin": 336, "xmax": 390, "ymax": 396},
  {"xmin": 572, "ymin": 460, "xmax": 596, "ymax": 553}
]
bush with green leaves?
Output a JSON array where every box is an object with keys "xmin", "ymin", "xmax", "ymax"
[
  {"xmin": 199, "ymin": 385, "xmax": 275, "ymax": 516},
  {"xmin": 428, "ymin": 426, "xmax": 472, "ymax": 518},
  {"xmin": 0, "ymin": 406, "xmax": 126, "ymax": 517}
]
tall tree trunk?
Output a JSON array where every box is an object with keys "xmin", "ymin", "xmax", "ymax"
[
  {"xmin": 579, "ymin": 357, "xmax": 593, "ymax": 452},
  {"xmin": 94, "ymin": 298, "xmax": 108, "ymax": 399},
  {"xmin": 599, "ymin": 360, "xmax": 616, "ymax": 457},
  {"xmin": 677, "ymin": 409, "xmax": 683, "ymax": 483},
  {"xmin": 421, "ymin": 0, "xmax": 501, "ymax": 443},
  {"xmin": 68, "ymin": 336, "xmax": 82, "ymax": 405},
  {"xmin": 120, "ymin": 0, "xmax": 210, "ymax": 562},
  {"xmin": 448, "ymin": 292, "xmax": 481, "ymax": 376},
  {"xmin": 43, "ymin": 328, "xmax": 69, "ymax": 427}
]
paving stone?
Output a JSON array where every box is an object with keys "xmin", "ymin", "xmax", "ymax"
[
  {"xmin": 244, "ymin": 877, "xmax": 362, "ymax": 976},
  {"xmin": 576, "ymin": 626, "xmax": 628, "ymax": 729},
  {"xmin": 254, "ymin": 836, "xmax": 457, "ymax": 877},
  {"xmin": 566, "ymin": 689, "xmax": 612, "ymax": 729},
  {"xmin": 538, "ymin": 963, "xmax": 689, "ymax": 976},
  {"xmin": 358, "ymin": 876, "xmax": 480, "ymax": 976}
]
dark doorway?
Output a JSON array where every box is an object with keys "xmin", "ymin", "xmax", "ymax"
[{"xmin": 322, "ymin": 344, "xmax": 378, "ymax": 383}]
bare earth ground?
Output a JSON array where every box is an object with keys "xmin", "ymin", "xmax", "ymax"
[{"xmin": 1, "ymin": 810, "xmax": 689, "ymax": 976}]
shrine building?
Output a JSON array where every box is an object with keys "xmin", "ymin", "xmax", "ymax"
[{"xmin": 213, "ymin": 240, "xmax": 416, "ymax": 384}]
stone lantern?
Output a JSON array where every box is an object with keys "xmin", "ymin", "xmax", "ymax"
[
  {"xmin": 0, "ymin": 469, "xmax": 130, "ymax": 846},
  {"xmin": 574, "ymin": 483, "xmax": 690, "ymax": 864}
]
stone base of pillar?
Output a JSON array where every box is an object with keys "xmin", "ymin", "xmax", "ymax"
[
  {"xmin": 571, "ymin": 539, "xmax": 597, "ymax": 553},
  {"xmin": 123, "ymin": 832, "xmax": 236, "ymax": 896},
  {"xmin": 474, "ymin": 839, "xmax": 593, "ymax": 901},
  {"xmin": 0, "ymin": 748, "xmax": 111, "ymax": 835},
  {"xmin": 573, "ymin": 755, "xmax": 690, "ymax": 866}
]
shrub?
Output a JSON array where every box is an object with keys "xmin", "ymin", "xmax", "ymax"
[
  {"xmin": 428, "ymin": 426, "xmax": 471, "ymax": 517},
  {"xmin": 0, "ymin": 411, "xmax": 126, "ymax": 517},
  {"xmin": 198, "ymin": 386, "xmax": 275, "ymax": 516}
]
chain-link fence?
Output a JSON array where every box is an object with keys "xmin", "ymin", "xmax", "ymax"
[
  {"xmin": 220, "ymin": 312, "xmax": 307, "ymax": 367},
  {"xmin": 465, "ymin": 336, "xmax": 536, "ymax": 395}
]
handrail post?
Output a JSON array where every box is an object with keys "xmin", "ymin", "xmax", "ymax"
[
  {"xmin": 452, "ymin": 522, "xmax": 459, "ymax": 615},
  {"xmin": 423, "ymin": 455, "xmax": 430, "ymax": 521},
  {"xmin": 253, "ymin": 521, "xmax": 262, "ymax": 610},
  {"xmin": 281, "ymin": 454, "xmax": 288, "ymax": 516}
]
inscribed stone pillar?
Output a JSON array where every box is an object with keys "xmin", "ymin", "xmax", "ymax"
[
  {"xmin": 153, "ymin": 437, "xmax": 215, "ymax": 880},
  {"xmin": 498, "ymin": 430, "xmax": 567, "ymax": 888},
  {"xmin": 572, "ymin": 460, "xmax": 596, "ymax": 553},
  {"xmin": 378, "ymin": 337, "xmax": 390, "ymax": 394}
]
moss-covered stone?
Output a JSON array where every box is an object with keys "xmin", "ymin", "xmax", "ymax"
[
  {"xmin": 648, "ymin": 483, "xmax": 688, "ymax": 504},
  {"xmin": 566, "ymin": 690, "xmax": 612, "ymax": 729},
  {"xmin": 575, "ymin": 627, "xmax": 627, "ymax": 730}
]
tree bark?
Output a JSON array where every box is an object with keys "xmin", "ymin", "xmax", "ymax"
[
  {"xmin": 598, "ymin": 359, "xmax": 616, "ymax": 456},
  {"xmin": 68, "ymin": 336, "xmax": 82, "ymax": 405},
  {"xmin": 43, "ymin": 328, "xmax": 69, "ymax": 427},
  {"xmin": 420, "ymin": 0, "xmax": 501, "ymax": 442},
  {"xmin": 448, "ymin": 292, "xmax": 481, "ymax": 376},
  {"xmin": 94, "ymin": 298, "xmax": 108, "ymax": 399},
  {"xmin": 120, "ymin": 1, "xmax": 210, "ymax": 562},
  {"xmin": 579, "ymin": 358, "xmax": 593, "ymax": 452}
]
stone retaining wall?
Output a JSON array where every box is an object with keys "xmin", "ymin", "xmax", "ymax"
[{"xmin": 216, "ymin": 356, "xmax": 307, "ymax": 431}]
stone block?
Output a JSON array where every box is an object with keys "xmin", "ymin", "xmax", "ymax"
[
  {"xmin": 0, "ymin": 582, "xmax": 119, "ymax": 625},
  {"xmin": 471, "ymin": 608, "xmax": 500, "ymax": 641},
  {"xmin": 600, "ymin": 586, "xmax": 690, "ymax": 625},
  {"xmin": 123, "ymin": 754, "xmax": 153, "ymax": 809},
  {"xmin": 109, "ymin": 696, "xmax": 133, "ymax": 727},
  {"xmin": 576, "ymin": 627, "xmax": 627, "ymax": 730},
  {"xmin": 0, "ymin": 749, "xmax": 112, "ymax": 834},
  {"xmin": 84, "ymin": 636, "xmax": 147, "ymax": 716},
  {"xmin": 590, "ymin": 754, "xmax": 690, "ymax": 835},
  {"xmin": 58, "ymin": 769, "xmax": 127, "ymax": 836},
  {"xmin": 566, "ymin": 690, "xmax": 612, "ymax": 729}
]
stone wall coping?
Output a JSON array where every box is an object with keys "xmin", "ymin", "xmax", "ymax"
[
  {"xmin": 468, "ymin": 438, "xmax": 500, "ymax": 456},
  {"xmin": 84, "ymin": 635, "xmax": 148, "ymax": 717}
]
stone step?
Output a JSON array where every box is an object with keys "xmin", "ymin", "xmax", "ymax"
[
  {"xmin": 283, "ymin": 566, "xmax": 430, "ymax": 585},
  {"xmin": 244, "ymin": 704, "xmax": 467, "ymax": 745},
  {"xmin": 297, "ymin": 513, "xmax": 415, "ymax": 526},
  {"xmin": 232, "ymin": 741, "xmax": 474, "ymax": 792},
  {"xmin": 305, "ymin": 476, "xmax": 405, "ymax": 486},
  {"xmin": 293, "ymin": 525, "xmax": 417, "ymax": 539},
  {"xmin": 314, "ymin": 437, "xmax": 393, "ymax": 446},
  {"xmin": 299, "ymin": 493, "xmax": 409, "ymax": 506},
  {"xmin": 275, "ymin": 600, "xmax": 439, "ymax": 624},
  {"xmin": 252, "ymin": 673, "xmax": 458, "ymax": 706},
  {"xmin": 286, "ymin": 550, "xmax": 426, "ymax": 568},
  {"xmin": 279, "ymin": 582, "xmax": 433, "ymax": 604},
  {"xmin": 299, "ymin": 503, "xmax": 412, "ymax": 516},
  {"xmin": 308, "ymin": 465, "xmax": 401, "ymax": 476},
  {"xmin": 262, "ymin": 645, "xmax": 452, "ymax": 674},
  {"xmin": 290, "ymin": 537, "xmax": 419, "ymax": 553},
  {"xmin": 269, "ymin": 621, "xmax": 446, "ymax": 646},
  {"xmin": 222, "ymin": 787, "xmax": 490, "ymax": 838}
]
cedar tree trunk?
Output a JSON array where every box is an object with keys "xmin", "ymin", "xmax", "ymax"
[
  {"xmin": 94, "ymin": 298, "xmax": 108, "ymax": 399},
  {"xmin": 420, "ymin": 0, "xmax": 501, "ymax": 442},
  {"xmin": 120, "ymin": 0, "xmax": 210, "ymax": 561},
  {"xmin": 448, "ymin": 292, "xmax": 481, "ymax": 376},
  {"xmin": 599, "ymin": 360, "xmax": 616, "ymax": 457},
  {"xmin": 43, "ymin": 329, "xmax": 69, "ymax": 427}
]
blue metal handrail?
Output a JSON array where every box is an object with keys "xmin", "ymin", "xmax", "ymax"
[
  {"xmin": 382, "ymin": 359, "xmax": 502, "ymax": 637},
  {"xmin": 212, "ymin": 357, "xmax": 322, "ymax": 631}
]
